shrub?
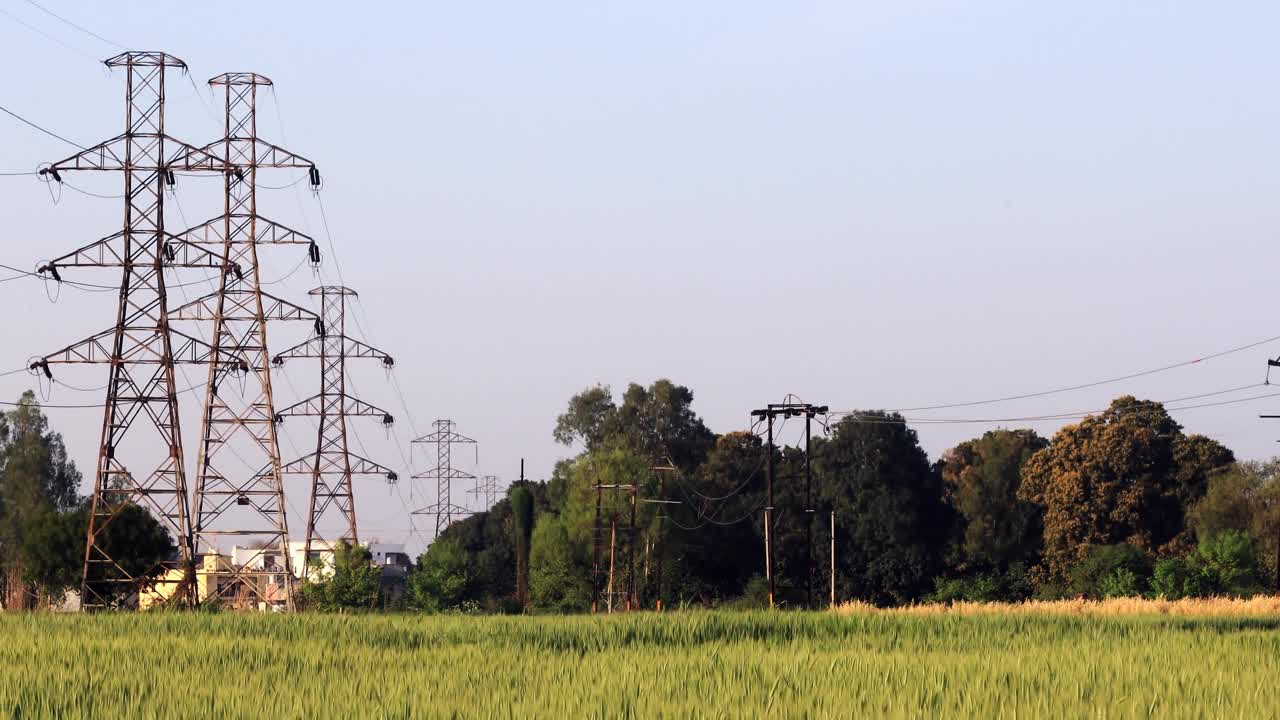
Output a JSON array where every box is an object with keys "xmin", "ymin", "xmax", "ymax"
[
  {"xmin": 1099, "ymin": 568, "xmax": 1141, "ymax": 598},
  {"xmin": 1069, "ymin": 544, "xmax": 1151, "ymax": 599}
]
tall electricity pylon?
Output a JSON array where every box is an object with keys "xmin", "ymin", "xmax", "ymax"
[
  {"xmin": 272, "ymin": 286, "xmax": 397, "ymax": 583},
  {"xmin": 411, "ymin": 420, "xmax": 477, "ymax": 537},
  {"xmin": 170, "ymin": 72, "xmax": 323, "ymax": 609},
  {"xmin": 30, "ymin": 51, "xmax": 232, "ymax": 609},
  {"xmin": 468, "ymin": 474, "xmax": 500, "ymax": 510}
]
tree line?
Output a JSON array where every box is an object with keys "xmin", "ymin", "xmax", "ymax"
[
  {"xmin": 3, "ymin": 380, "xmax": 1276, "ymax": 611},
  {"xmin": 392, "ymin": 381, "xmax": 1279, "ymax": 612}
]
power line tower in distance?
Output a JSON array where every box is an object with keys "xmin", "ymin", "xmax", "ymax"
[
  {"xmin": 411, "ymin": 420, "xmax": 477, "ymax": 537},
  {"xmin": 271, "ymin": 286, "xmax": 399, "ymax": 584},
  {"xmin": 468, "ymin": 474, "xmax": 500, "ymax": 511}
]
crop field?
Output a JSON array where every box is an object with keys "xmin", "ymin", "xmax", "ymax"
[{"xmin": 1, "ymin": 603, "xmax": 1278, "ymax": 718}]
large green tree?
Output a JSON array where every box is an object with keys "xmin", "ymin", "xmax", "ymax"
[
  {"xmin": 528, "ymin": 515, "xmax": 591, "ymax": 612},
  {"xmin": 0, "ymin": 392, "xmax": 82, "ymax": 608},
  {"xmin": 938, "ymin": 429, "xmax": 1047, "ymax": 574},
  {"xmin": 1018, "ymin": 396, "xmax": 1234, "ymax": 586},
  {"xmin": 813, "ymin": 413, "xmax": 953, "ymax": 606},
  {"xmin": 509, "ymin": 483, "xmax": 535, "ymax": 608},
  {"xmin": 672, "ymin": 431, "xmax": 768, "ymax": 604},
  {"xmin": 301, "ymin": 540, "xmax": 381, "ymax": 611},
  {"xmin": 406, "ymin": 539, "xmax": 473, "ymax": 612},
  {"xmin": 1187, "ymin": 459, "xmax": 1280, "ymax": 591},
  {"xmin": 554, "ymin": 379, "xmax": 714, "ymax": 472}
]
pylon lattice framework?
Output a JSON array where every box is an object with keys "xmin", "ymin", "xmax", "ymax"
[
  {"xmin": 271, "ymin": 286, "xmax": 398, "ymax": 583},
  {"xmin": 172, "ymin": 72, "xmax": 324, "ymax": 608},
  {"xmin": 411, "ymin": 420, "xmax": 477, "ymax": 537},
  {"xmin": 468, "ymin": 474, "xmax": 500, "ymax": 511},
  {"xmin": 31, "ymin": 51, "xmax": 235, "ymax": 609}
]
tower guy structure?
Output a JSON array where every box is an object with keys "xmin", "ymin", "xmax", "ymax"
[
  {"xmin": 750, "ymin": 401, "xmax": 827, "ymax": 609},
  {"xmin": 31, "ymin": 52, "xmax": 233, "ymax": 609},
  {"xmin": 591, "ymin": 478, "xmax": 638, "ymax": 613},
  {"xmin": 272, "ymin": 286, "xmax": 397, "ymax": 582},
  {"xmin": 411, "ymin": 420, "xmax": 477, "ymax": 537},
  {"xmin": 171, "ymin": 72, "xmax": 323, "ymax": 607}
]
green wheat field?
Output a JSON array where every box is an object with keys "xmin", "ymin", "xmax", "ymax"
[{"xmin": 2, "ymin": 609, "xmax": 1277, "ymax": 718}]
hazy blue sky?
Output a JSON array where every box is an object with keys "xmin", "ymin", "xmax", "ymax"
[{"xmin": 2, "ymin": 1, "xmax": 1279, "ymax": 553}]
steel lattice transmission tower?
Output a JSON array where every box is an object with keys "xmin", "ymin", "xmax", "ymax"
[
  {"xmin": 30, "ymin": 51, "xmax": 233, "ymax": 609},
  {"xmin": 170, "ymin": 72, "xmax": 324, "ymax": 608},
  {"xmin": 411, "ymin": 420, "xmax": 477, "ymax": 537},
  {"xmin": 468, "ymin": 474, "xmax": 500, "ymax": 510},
  {"xmin": 272, "ymin": 286, "xmax": 398, "ymax": 582}
]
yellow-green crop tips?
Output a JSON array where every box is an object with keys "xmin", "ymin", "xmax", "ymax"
[{"xmin": 1, "ymin": 608, "xmax": 1277, "ymax": 718}]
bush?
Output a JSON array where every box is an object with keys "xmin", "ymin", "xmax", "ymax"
[
  {"xmin": 1099, "ymin": 568, "xmax": 1141, "ymax": 598},
  {"xmin": 729, "ymin": 576, "xmax": 771, "ymax": 610},
  {"xmin": 1069, "ymin": 544, "xmax": 1151, "ymax": 598},
  {"xmin": 1150, "ymin": 558, "xmax": 1191, "ymax": 600},
  {"xmin": 1152, "ymin": 531, "xmax": 1264, "ymax": 599},
  {"xmin": 927, "ymin": 566, "xmax": 1034, "ymax": 603}
]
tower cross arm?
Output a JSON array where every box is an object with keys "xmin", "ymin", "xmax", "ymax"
[
  {"xmin": 167, "ymin": 291, "xmax": 318, "ymax": 322},
  {"xmin": 173, "ymin": 214, "xmax": 315, "ymax": 247},
  {"xmin": 39, "ymin": 135, "xmax": 226, "ymax": 176},
  {"xmin": 198, "ymin": 138, "xmax": 317, "ymax": 171},
  {"xmin": 270, "ymin": 336, "xmax": 393, "ymax": 365},
  {"xmin": 37, "ymin": 232, "xmax": 238, "ymax": 276},
  {"xmin": 274, "ymin": 454, "xmax": 398, "ymax": 480},
  {"xmin": 31, "ymin": 327, "xmax": 247, "ymax": 369},
  {"xmin": 273, "ymin": 394, "xmax": 394, "ymax": 424}
]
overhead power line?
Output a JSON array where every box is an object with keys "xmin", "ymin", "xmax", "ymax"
[
  {"xmin": 830, "ymin": 385, "xmax": 1280, "ymax": 426},
  {"xmin": 873, "ymin": 332, "xmax": 1280, "ymax": 414},
  {"xmin": 0, "ymin": 102, "xmax": 85, "ymax": 149},
  {"xmin": 0, "ymin": 6, "xmax": 99, "ymax": 62},
  {"xmin": 21, "ymin": 0, "xmax": 126, "ymax": 50}
]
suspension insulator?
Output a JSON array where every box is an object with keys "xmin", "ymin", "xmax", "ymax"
[
  {"xmin": 309, "ymin": 165, "xmax": 321, "ymax": 189},
  {"xmin": 382, "ymin": 356, "xmax": 395, "ymax": 369},
  {"xmin": 308, "ymin": 241, "xmax": 321, "ymax": 266},
  {"xmin": 382, "ymin": 413, "xmax": 394, "ymax": 427},
  {"xmin": 314, "ymin": 318, "xmax": 325, "ymax": 338}
]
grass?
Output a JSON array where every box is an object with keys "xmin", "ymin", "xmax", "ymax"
[{"xmin": 1, "ymin": 607, "xmax": 1278, "ymax": 718}]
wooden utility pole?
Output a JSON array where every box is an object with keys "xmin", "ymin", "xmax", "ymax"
[
  {"xmin": 830, "ymin": 510, "xmax": 836, "ymax": 608},
  {"xmin": 606, "ymin": 517, "xmax": 618, "ymax": 613}
]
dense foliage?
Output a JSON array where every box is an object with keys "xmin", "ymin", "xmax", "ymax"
[{"xmin": 409, "ymin": 381, "xmax": 1278, "ymax": 612}]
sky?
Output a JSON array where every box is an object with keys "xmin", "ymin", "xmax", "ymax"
[{"xmin": 1, "ymin": 1, "xmax": 1279, "ymax": 555}]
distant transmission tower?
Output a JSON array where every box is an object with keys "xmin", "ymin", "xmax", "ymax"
[
  {"xmin": 30, "ymin": 51, "xmax": 232, "ymax": 609},
  {"xmin": 411, "ymin": 420, "xmax": 477, "ymax": 537},
  {"xmin": 468, "ymin": 474, "xmax": 500, "ymax": 510},
  {"xmin": 272, "ymin": 286, "xmax": 398, "ymax": 583},
  {"xmin": 172, "ymin": 72, "xmax": 323, "ymax": 608}
]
